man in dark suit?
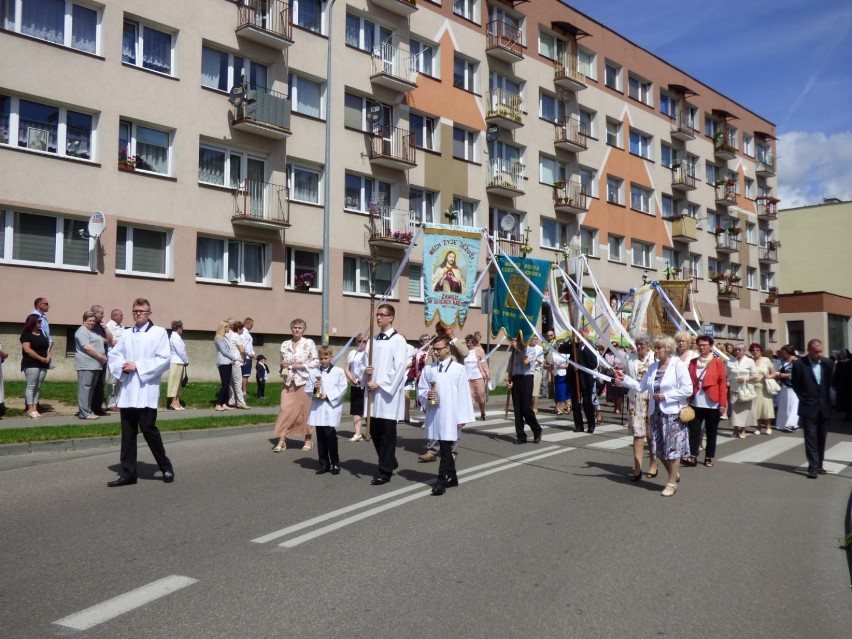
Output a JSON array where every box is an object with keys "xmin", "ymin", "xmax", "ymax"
[
  {"xmin": 791, "ymin": 339, "xmax": 833, "ymax": 478},
  {"xmin": 569, "ymin": 340, "xmax": 599, "ymax": 433}
]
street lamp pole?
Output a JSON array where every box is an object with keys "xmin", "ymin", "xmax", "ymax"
[{"xmin": 320, "ymin": 0, "xmax": 336, "ymax": 345}]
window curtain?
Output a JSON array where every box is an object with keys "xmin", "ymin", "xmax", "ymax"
[
  {"xmin": 343, "ymin": 257, "xmax": 356, "ymax": 292},
  {"xmin": 71, "ymin": 4, "xmax": 96, "ymax": 53},
  {"xmin": 294, "ymin": 78, "xmax": 320, "ymax": 118},
  {"xmin": 201, "ymin": 47, "xmax": 228, "ymax": 91},
  {"xmin": 297, "ymin": 0, "xmax": 322, "ymax": 33},
  {"xmin": 13, "ymin": 212, "xmax": 56, "ymax": 263},
  {"xmin": 198, "ymin": 148, "xmax": 225, "ymax": 185},
  {"xmin": 121, "ymin": 21, "xmax": 136, "ymax": 64},
  {"xmin": 196, "ymin": 237, "xmax": 224, "ymax": 279},
  {"xmin": 66, "ymin": 110, "xmax": 91, "ymax": 159},
  {"xmin": 142, "ymin": 27, "xmax": 171, "ymax": 74},
  {"xmin": 21, "ymin": 0, "xmax": 64, "ymax": 44},
  {"xmin": 132, "ymin": 228, "xmax": 166, "ymax": 274},
  {"xmin": 242, "ymin": 243, "xmax": 265, "ymax": 283},
  {"xmin": 136, "ymin": 126, "xmax": 169, "ymax": 173},
  {"xmin": 62, "ymin": 218, "xmax": 89, "ymax": 266},
  {"xmin": 292, "ymin": 167, "xmax": 318, "ymax": 203},
  {"xmin": 408, "ymin": 264, "xmax": 423, "ymax": 300},
  {"xmin": 18, "ymin": 100, "xmax": 57, "ymax": 153}
]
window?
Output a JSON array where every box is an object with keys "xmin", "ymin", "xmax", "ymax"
[
  {"xmin": 578, "ymin": 48, "xmax": 596, "ymax": 80},
  {"xmin": 629, "ymin": 129, "xmax": 652, "ymax": 159},
  {"xmin": 345, "ymin": 173, "xmax": 390, "ymax": 213},
  {"xmin": 115, "ymin": 225, "xmax": 171, "ymax": 276},
  {"xmin": 539, "ymin": 91, "xmax": 565, "ymax": 124},
  {"xmin": 606, "ymin": 176, "xmax": 623, "ymax": 205},
  {"xmin": 292, "ymin": 0, "xmax": 324, "ymax": 34},
  {"xmin": 705, "ymin": 162, "xmax": 719, "ymax": 185},
  {"xmin": 286, "ymin": 248, "xmax": 321, "ymax": 290},
  {"xmin": 452, "ymin": 126, "xmax": 477, "ymax": 161},
  {"xmin": 451, "ymin": 197, "xmax": 477, "ymax": 226},
  {"xmin": 604, "ymin": 61, "xmax": 621, "ymax": 91},
  {"xmin": 345, "ymin": 12, "xmax": 390, "ymax": 53},
  {"xmin": 287, "ymin": 162, "xmax": 322, "ymax": 204},
  {"xmin": 1, "ymin": 94, "xmax": 94, "ymax": 160},
  {"xmin": 708, "ymin": 257, "xmax": 720, "ymax": 278},
  {"xmin": 198, "ymin": 144, "xmax": 265, "ymax": 189},
  {"xmin": 746, "ymin": 222, "xmax": 756, "ymax": 244},
  {"xmin": 579, "ymin": 166, "xmax": 597, "ymax": 198},
  {"xmin": 492, "ymin": 208, "xmax": 522, "ymax": 239},
  {"xmin": 743, "ymin": 133, "xmax": 754, "ymax": 156},
  {"xmin": 688, "ymin": 253, "xmax": 702, "ymax": 278},
  {"xmin": 489, "ymin": 6, "xmax": 521, "ymax": 41},
  {"xmin": 662, "ymin": 247, "xmax": 678, "ymax": 270},
  {"xmin": 705, "ymin": 114, "xmax": 722, "ymax": 138},
  {"xmin": 2, "ymin": 0, "xmax": 98, "ymax": 53},
  {"xmin": 579, "ymin": 108, "xmax": 595, "ymax": 138},
  {"xmin": 630, "ymin": 185, "xmax": 653, "ymax": 214},
  {"xmin": 627, "ymin": 75, "xmax": 652, "ymax": 105},
  {"xmin": 580, "ymin": 227, "xmax": 597, "ymax": 257},
  {"xmin": 201, "ymin": 46, "xmax": 267, "ymax": 92},
  {"xmin": 606, "ymin": 118, "xmax": 623, "ymax": 148},
  {"xmin": 661, "ymin": 142, "xmax": 677, "ymax": 168},
  {"xmin": 409, "ymin": 187, "xmax": 438, "ymax": 224},
  {"xmin": 687, "ymin": 203, "xmax": 700, "ymax": 220},
  {"xmin": 0, "ymin": 210, "xmax": 91, "ymax": 269},
  {"xmin": 453, "ymin": 55, "xmax": 477, "ymax": 92},
  {"xmin": 539, "ymin": 155, "xmax": 567, "ymax": 186},
  {"xmin": 706, "ymin": 210, "xmax": 718, "ymax": 233},
  {"xmin": 453, "ymin": 0, "xmax": 478, "ymax": 22},
  {"xmin": 344, "ymin": 256, "xmax": 394, "ymax": 296},
  {"xmin": 411, "ymin": 38, "xmax": 436, "ymax": 77},
  {"xmin": 289, "ymin": 73, "xmax": 324, "ymax": 119},
  {"xmin": 744, "ymin": 177, "xmax": 755, "ymax": 200},
  {"xmin": 660, "ymin": 92, "xmax": 676, "ymax": 118},
  {"xmin": 409, "ymin": 112, "xmax": 436, "ymax": 151},
  {"xmin": 661, "ymin": 195, "xmax": 674, "ymax": 218},
  {"xmin": 344, "ymin": 93, "xmax": 391, "ymax": 132},
  {"xmin": 760, "ymin": 269, "xmax": 775, "ymax": 292},
  {"xmin": 408, "ymin": 264, "xmax": 424, "ymax": 301},
  {"xmin": 608, "ymin": 234, "xmax": 624, "ymax": 262},
  {"xmin": 196, "ymin": 236, "xmax": 268, "ymax": 285},
  {"xmin": 122, "ymin": 18, "xmax": 174, "ymax": 75},
  {"xmin": 632, "ymin": 240, "xmax": 654, "ymax": 268},
  {"xmin": 747, "ymin": 267, "xmax": 757, "ymax": 289},
  {"xmin": 118, "ymin": 120, "xmax": 171, "ymax": 175},
  {"xmin": 541, "ymin": 219, "xmax": 569, "ymax": 249},
  {"xmin": 538, "ymin": 30, "xmax": 558, "ymax": 59}
]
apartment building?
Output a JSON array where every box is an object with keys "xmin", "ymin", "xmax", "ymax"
[{"xmin": 0, "ymin": 0, "xmax": 779, "ymax": 379}]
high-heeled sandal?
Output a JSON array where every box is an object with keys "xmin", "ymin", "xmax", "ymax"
[
  {"xmin": 629, "ymin": 471, "xmax": 642, "ymax": 482},
  {"xmin": 645, "ymin": 467, "xmax": 659, "ymax": 478},
  {"xmin": 272, "ymin": 441, "xmax": 284, "ymax": 452},
  {"xmin": 302, "ymin": 440, "xmax": 313, "ymax": 451}
]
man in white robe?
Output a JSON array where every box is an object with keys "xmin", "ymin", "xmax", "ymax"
[
  {"xmin": 363, "ymin": 303, "xmax": 408, "ymax": 485},
  {"xmin": 418, "ymin": 336, "xmax": 474, "ymax": 495},
  {"xmin": 106, "ymin": 298, "xmax": 174, "ymax": 487}
]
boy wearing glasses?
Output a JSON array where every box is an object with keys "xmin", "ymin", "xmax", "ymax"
[{"xmin": 418, "ymin": 337, "xmax": 474, "ymax": 495}]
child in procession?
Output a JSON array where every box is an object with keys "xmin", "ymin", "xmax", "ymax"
[{"xmin": 307, "ymin": 346, "xmax": 348, "ymax": 475}]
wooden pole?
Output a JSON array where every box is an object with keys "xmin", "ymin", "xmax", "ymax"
[
  {"xmin": 504, "ymin": 341, "xmax": 514, "ymax": 420},
  {"xmin": 364, "ymin": 291, "xmax": 376, "ymax": 441}
]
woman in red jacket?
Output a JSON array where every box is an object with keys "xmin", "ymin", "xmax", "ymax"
[{"xmin": 686, "ymin": 335, "xmax": 728, "ymax": 467}]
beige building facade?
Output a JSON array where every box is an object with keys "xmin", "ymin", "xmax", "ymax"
[{"xmin": 1, "ymin": 0, "xmax": 778, "ymax": 379}]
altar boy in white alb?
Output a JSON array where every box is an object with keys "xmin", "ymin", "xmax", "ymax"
[
  {"xmin": 106, "ymin": 298, "xmax": 174, "ymax": 487},
  {"xmin": 417, "ymin": 336, "xmax": 475, "ymax": 495},
  {"xmin": 307, "ymin": 346, "xmax": 348, "ymax": 475}
]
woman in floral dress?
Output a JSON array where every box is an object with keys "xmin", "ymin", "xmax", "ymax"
[{"xmin": 272, "ymin": 318, "xmax": 319, "ymax": 452}]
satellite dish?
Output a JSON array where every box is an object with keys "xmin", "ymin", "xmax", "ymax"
[
  {"xmin": 228, "ymin": 84, "xmax": 246, "ymax": 107},
  {"xmin": 79, "ymin": 211, "xmax": 106, "ymax": 240},
  {"xmin": 486, "ymin": 125, "xmax": 499, "ymax": 142},
  {"xmin": 367, "ymin": 104, "xmax": 383, "ymax": 125},
  {"xmin": 500, "ymin": 214, "xmax": 516, "ymax": 231}
]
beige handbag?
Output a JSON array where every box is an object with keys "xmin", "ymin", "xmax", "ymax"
[{"xmin": 678, "ymin": 405, "xmax": 695, "ymax": 423}]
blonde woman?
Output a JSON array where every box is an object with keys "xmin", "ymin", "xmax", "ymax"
[
  {"xmin": 674, "ymin": 331, "xmax": 698, "ymax": 364},
  {"xmin": 623, "ymin": 331, "xmax": 656, "ymax": 480},
  {"xmin": 464, "ymin": 333, "xmax": 490, "ymax": 420},
  {"xmin": 749, "ymin": 343, "xmax": 777, "ymax": 434},
  {"xmin": 214, "ymin": 320, "xmax": 237, "ymax": 411},
  {"xmin": 727, "ymin": 344, "xmax": 760, "ymax": 438}
]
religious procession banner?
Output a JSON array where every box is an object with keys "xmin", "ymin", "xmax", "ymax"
[
  {"xmin": 423, "ymin": 224, "xmax": 483, "ymax": 328},
  {"xmin": 491, "ymin": 255, "xmax": 550, "ymax": 342},
  {"xmin": 627, "ymin": 281, "xmax": 691, "ymax": 337}
]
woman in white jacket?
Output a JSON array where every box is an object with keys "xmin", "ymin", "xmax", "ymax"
[{"xmin": 615, "ymin": 335, "xmax": 693, "ymax": 497}]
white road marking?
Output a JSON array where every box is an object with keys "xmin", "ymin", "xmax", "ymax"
[
  {"xmin": 278, "ymin": 447, "xmax": 573, "ymax": 548},
  {"xmin": 53, "ymin": 575, "xmax": 197, "ymax": 631},
  {"xmin": 796, "ymin": 442, "xmax": 852, "ymax": 474},
  {"xmin": 718, "ymin": 437, "xmax": 801, "ymax": 464},
  {"xmin": 252, "ymin": 447, "xmax": 561, "ymax": 544},
  {"xmin": 588, "ymin": 436, "xmax": 634, "ymax": 450}
]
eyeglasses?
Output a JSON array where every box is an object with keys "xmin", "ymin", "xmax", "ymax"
[
  {"xmin": 375, "ymin": 313, "xmax": 391, "ymax": 318},
  {"xmin": 432, "ymin": 346, "xmax": 448, "ymax": 352},
  {"xmin": 131, "ymin": 309, "xmax": 150, "ymax": 315}
]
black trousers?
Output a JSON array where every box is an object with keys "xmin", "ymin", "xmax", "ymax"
[
  {"xmin": 91, "ymin": 365, "xmax": 106, "ymax": 414},
  {"xmin": 437, "ymin": 440, "xmax": 457, "ymax": 479},
  {"xmin": 370, "ymin": 417, "xmax": 398, "ymax": 480},
  {"xmin": 511, "ymin": 375, "xmax": 541, "ymax": 440},
  {"xmin": 216, "ymin": 364, "xmax": 231, "ymax": 405},
  {"xmin": 256, "ymin": 379, "xmax": 266, "ymax": 398},
  {"xmin": 689, "ymin": 407, "xmax": 721, "ymax": 458},
  {"xmin": 315, "ymin": 425, "xmax": 339, "ymax": 467},
  {"xmin": 119, "ymin": 407, "xmax": 172, "ymax": 479},
  {"xmin": 802, "ymin": 414, "xmax": 829, "ymax": 472},
  {"xmin": 572, "ymin": 387, "xmax": 595, "ymax": 431}
]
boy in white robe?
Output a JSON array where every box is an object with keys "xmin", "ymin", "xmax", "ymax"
[
  {"xmin": 417, "ymin": 336, "xmax": 475, "ymax": 495},
  {"xmin": 307, "ymin": 346, "xmax": 348, "ymax": 475}
]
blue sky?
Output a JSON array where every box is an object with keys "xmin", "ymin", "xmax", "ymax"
[{"xmin": 564, "ymin": 0, "xmax": 852, "ymax": 207}]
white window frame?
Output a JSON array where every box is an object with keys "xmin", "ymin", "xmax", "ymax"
[
  {"xmin": 409, "ymin": 187, "xmax": 439, "ymax": 224},
  {"xmin": 201, "ymin": 46, "xmax": 267, "ymax": 92},
  {"xmin": 579, "ymin": 166, "xmax": 597, "ymax": 198},
  {"xmin": 287, "ymin": 161, "xmax": 323, "ymax": 205},
  {"xmin": 631, "ymin": 240, "xmax": 654, "ymax": 269},
  {"xmin": 606, "ymin": 176, "xmax": 623, "ymax": 205},
  {"xmin": 285, "ymin": 247, "xmax": 322, "ymax": 291},
  {"xmin": 688, "ymin": 252, "xmax": 703, "ymax": 278},
  {"xmin": 0, "ymin": 209, "xmax": 93, "ymax": 270},
  {"xmin": 344, "ymin": 11, "xmax": 390, "ymax": 54},
  {"xmin": 411, "ymin": 37, "xmax": 437, "ymax": 78},
  {"xmin": 580, "ymin": 227, "xmax": 597, "ymax": 257},
  {"xmin": 747, "ymin": 266, "xmax": 757, "ymax": 290},
  {"xmin": 1, "ymin": 93, "xmax": 96, "ymax": 161},
  {"xmin": 343, "ymin": 255, "xmax": 396, "ymax": 297},
  {"xmin": 409, "ymin": 111, "xmax": 437, "ymax": 151},
  {"xmin": 453, "ymin": 55, "xmax": 477, "ymax": 92},
  {"xmin": 292, "ymin": 0, "xmax": 325, "ymax": 35},
  {"xmin": 627, "ymin": 74, "xmax": 652, "ymax": 106},
  {"xmin": 115, "ymin": 224, "xmax": 173, "ymax": 278},
  {"xmin": 661, "ymin": 194, "xmax": 674, "ymax": 219},
  {"xmin": 630, "ymin": 185, "xmax": 653, "ymax": 215},
  {"xmin": 539, "ymin": 90, "xmax": 565, "ymax": 124},
  {"xmin": 604, "ymin": 60, "xmax": 622, "ymax": 91},
  {"xmin": 118, "ymin": 119, "xmax": 173, "ymax": 176},
  {"xmin": 579, "ymin": 107, "xmax": 596, "ymax": 138},
  {"xmin": 198, "ymin": 143, "xmax": 266, "ymax": 189},
  {"xmin": 345, "ymin": 173, "xmax": 390, "ymax": 214},
  {"xmin": 541, "ymin": 218, "xmax": 569, "ymax": 250},
  {"xmin": 453, "ymin": 0, "xmax": 480, "ymax": 23},
  {"xmin": 539, "ymin": 154, "xmax": 568, "ymax": 186},
  {"xmin": 452, "ymin": 125, "xmax": 477, "ymax": 162},
  {"xmin": 608, "ymin": 234, "xmax": 624, "ymax": 263},
  {"xmin": 451, "ymin": 196, "xmax": 477, "ymax": 227},
  {"xmin": 606, "ymin": 118, "xmax": 623, "ymax": 148},
  {"xmin": 288, "ymin": 72, "xmax": 325, "ymax": 119},
  {"xmin": 743, "ymin": 133, "xmax": 754, "ymax": 157},
  {"xmin": 2, "ymin": 0, "xmax": 100, "ymax": 53},
  {"xmin": 196, "ymin": 236, "xmax": 270, "ymax": 286},
  {"xmin": 578, "ymin": 48, "xmax": 596, "ymax": 80},
  {"xmin": 408, "ymin": 263, "xmax": 424, "ymax": 301},
  {"xmin": 746, "ymin": 222, "xmax": 756, "ymax": 245},
  {"xmin": 122, "ymin": 16, "xmax": 176, "ymax": 76},
  {"xmin": 629, "ymin": 128, "xmax": 652, "ymax": 159}
]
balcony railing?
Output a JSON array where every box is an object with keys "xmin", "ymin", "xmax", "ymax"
[
  {"xmin": 760, "ymin": 290, "xmax": 779, "ymax": 306},
  {"xmin": 553, "ymin": 180, "xmax": 589, "ymax": 214},
  {"xmin": 759, "ymin": 246, "xmax": 779, "ymax": 263},
  {"xmin": 486, "ymin": 20, "xmax": 523, "ymax": 62},
  {"xmin": 668, "ymin": 214, "xmax": 698, "ymax": 242},
  {"xmin": 232, "ymin": 85, "xmax": 291, "ymax": 139},
  {"xmin": 714, "ymin": 232, "xmax": 740, "ymax": 252},
  {"xmin": 756, "ymin": 156, "xmax": 776, "ymax": 177},
  {"xmin": 714, "ymin": 183, "xmax": 738, "ymax": 206},
  {"xmin": 494, "ymin": 231, "xmax": 526, "ymax": 257},
  {"xmin": 670, "ymin": 111, "xmax": 695, "ymax": 141},
  {"xmin": 232, "ymin": 179, "xmax": 290, "ymax": 228},
  {"xmin": 671, "ymin": 162, "xmax": 697, "ymax": 190},
  {"xmin": 554, "ymin": 52, "xmax": 587, "ymax": 91},
  {"xmin": 368, "ymin": 125, "xmax": 416, "ymax": 169},
  {"xmin": 486, "ymin": 159, "xmax": 525, "ymax": 196},
  {"xmin": 371, "ymin": 41, "xmax": 418, "ymax": 92},
  {"xmin": 713, "ymin": 137, "xmax": 737, "ymax": 160},
  {"xmin": 716, "ymin": 280, "xmax": 740, "ymax": 300},
  {"xmin": 756, "ymin": 199, "xmax": 778, "ymax": 219},
  {"xmin": 485, "ymin": 88, "xmax": 523, "ymax": 128},
  {"xmin": 371, "ymin": 0, "xmax": 418, "ymax": 16},
  {"xmin": 555, "ymin": 115, "xmax": 588, "ymax": 152},
  {"xmin": 236, "ymin": 0, "xmax": 293, "ymax": 48},
  {"xmin": 368, "ymin": 206, "xmax": 417, "ymax": 247}
]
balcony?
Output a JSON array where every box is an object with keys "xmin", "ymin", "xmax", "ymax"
[
  {"xmin": 668, "ymin": 215, "xmax": 698, "ymax": 242},
  {"xmin": 235, "ymin": 0, "xmax": 294, "ymax": 49},
  {"xmin": 670, "ymin": 111, "xmax": 696, "ymax": 141},
  {"xmin": 714, "ymin": 231, "xmax": 740, "ymax": 253},
  {"xmin": 756, "ymin": 157, "xmax": 776, "ymax": 177},
  {"xmin": 486, "ymin": 159, "xmax": 525, "ymax": 197},
  {"xmin": 231, "ymin": 86, "xmax": 292, "ymax": 139},
  {"xmin": 713, "ymin": 138, "xmax": 737, "ymax": 161},
  {"xmin": 553, "ymin": 52, "xmax": 587, "ymax": 92},
  {"xmin": 232, "ymin": 179, "xmax": 290, "ymax": 230},
  {"xmin": 759, "ymin": 246, "xmax": 779, "ymax": 264},
  {"xmin": 486, "ymin": 20, "xmax": 523, "ymax": 63},
  {"xmin": 368, "ymin": 207, "xmax": 417, "ymax": 249},
  {"xmin": 760, "ymin": 289, "xmax": 779, "ymax": 307},
  {"xmin": 494, "ymin": 232, "xmax": 527, "ymax": 258},
  {"xmin": 370, "ymin": 42, "xmax": 418, "ymax": 94},
  {"xmin": 554, "ymin": 115, "xmax": 588, "ymax": 153},
  {"xmin": 371, "ymin": 0, "xmax": 418, "ymax": 16},
  {"xmin": 714, "ymin": 183, "xmax": 738, "ymax": 207},
  {"xmin": 757, "ymin": 198, "xmax": 779, "ymax": 221},
  {"xmin": 671, "ymin": 162, "xmax": 697, "ymax": 191},
  {"xmin": 553, "ymin": 180, "xmax": 589, "ymax": 215},
  {"xmin": 485, "ymin": 88, "xmax": 524, "ymax": 130},
  {"xmin": 368, "ymin": 125, "xmax": 416, "ymax": 170},
  {"xmin": 716, "ymin": 279, "xmax": 740, "ymax": 300}
]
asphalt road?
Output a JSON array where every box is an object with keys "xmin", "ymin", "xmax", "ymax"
[{"xmin": 2, "ymin": 410, "xmax": 850, "ymax": 638}]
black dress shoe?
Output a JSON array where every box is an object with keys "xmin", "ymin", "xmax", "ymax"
[
  {"xmin": 817, "ymin": 468, "xmax": 827, "ymax": 475},
  {"xmin": 316, "ymin": 466, "xmax": 330, "ymax": 475},
  {"xmin": 806, "ymin": 470, "xmax": 817, "ymax": 479},
  {"xmin": 533, "ymin": 433, "xmax": 542, "ymax": 444},
  {"xmin": 330, "ymin": 465, "xmax": 340, "ymax": 475},
  {"xmin": 107, "ymin": 476, "xmax": 137, "ymax": 487},
  {"xmin": 431, "ymin": 484, "xmax": 446, "ymax": 496},
  {"xmin": 445, "ymin": 474, "xmax": 459, "ymax": 488},
  {"xmin": 370, "ymin": 477, "xmax": 389, "ymax": 486},
  {"xmin": 163, "ymin": 471, "xmax": 175, "ymax": 483},
  {"xmin": 573, "ymin": 426, "xmax": 584, "ymax": 432},
  {"xmin": 587, "ymin": 428, "xmax": 595, "ymax": 435},
  {"xmin": 514, "ymin": 438, "xmax": 528, "ymax": 445}
]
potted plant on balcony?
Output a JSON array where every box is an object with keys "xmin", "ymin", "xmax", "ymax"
[
  {"xmin": 727, "ymin": 226, "xmax": 742, "ymax": 236},
  {"xmin": 294, "ymin": 272, "xmax": 314, "ymax": 291},
  {"xmin": 118, "ymin": 148, "xmax": 137, "ymax": 171},
  {"xmin": 713, "ymin": 226, "xmax": 725, "ymax": 235},
  {"xmin": 710, "ymin": 272, "xmax": 725, "ymax": 283},
  {"xmin": 518, "ymin": 242, "xmax": 533, "ymax": 257},
  {"xmin": 392, "ymin": 230, "xmax": 413, "ymax": 243},
  {"xmin": 443, "ymin": 208, "xmax": 458, "ymax": 222},
  {"xmin": 728, "ymin": 274, "xmax": 742, "ymax": 285}
]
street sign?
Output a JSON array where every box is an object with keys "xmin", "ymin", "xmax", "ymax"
[{"xmin": 702, "ymin": 323, "xmax": 714, "ymax": 337}]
